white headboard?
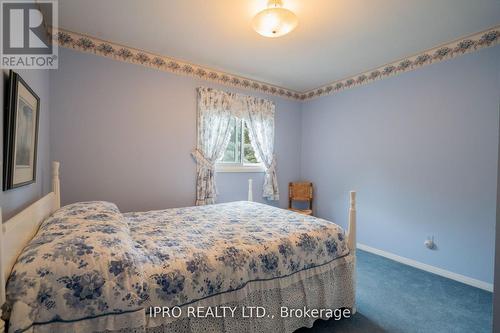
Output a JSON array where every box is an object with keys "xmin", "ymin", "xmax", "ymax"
[{"xmin": 0, "ymin": 161, "xmax": 61, "ymax": 331}]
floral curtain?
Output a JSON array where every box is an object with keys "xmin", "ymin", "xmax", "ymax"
[
  {"xmin": 243, "ymin": 99, "xmax": 279, "ymax": 201},
  {"xmin": 193, "ymin": 87, "xmax": 278, "ymax": 205},
  {"xmin": 192, "ymin": 88, "xmax": 235, "ymax": 205}
]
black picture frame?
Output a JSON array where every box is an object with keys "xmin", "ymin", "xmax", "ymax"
[{"xmin": 3, "ymin": 70, "xmax": 40, "ymax": 191}]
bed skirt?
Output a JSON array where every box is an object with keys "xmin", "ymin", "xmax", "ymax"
[{"xmin": 30, "ymin": 255, "xmax": 355, "ymax": 333}]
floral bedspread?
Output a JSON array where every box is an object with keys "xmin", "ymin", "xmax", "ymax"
[{"xmin": 4, "ymin": 201, "xmax": 349, "ymax": 333}]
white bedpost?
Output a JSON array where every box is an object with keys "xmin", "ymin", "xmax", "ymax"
[
  {"xmin": 52, "ymin": 161, "xmax": 61, "ymax": 209},
  {"xmin": 247, "ymin": 179, "xmax": 253, "ymax": 202},
  {"xmin": 347, "ymin": 191, "xmax": 356, "ymax": 253},
  {"xmin": 0, "ymin": 207, "xmax": 5, "ymax": 333}
]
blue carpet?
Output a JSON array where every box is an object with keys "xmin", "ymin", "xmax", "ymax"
[{"xmin": 297, "ymin": 250, "xmax": 493, "ymax": 333}]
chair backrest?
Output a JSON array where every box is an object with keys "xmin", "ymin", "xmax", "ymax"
[{"xmin": 288, "ymin": 182, "xmax": 313, "ymax": 209}]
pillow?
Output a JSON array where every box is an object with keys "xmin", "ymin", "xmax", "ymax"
[
  {"xmin": 39, "ymin": 201, "xmax": 129, "ymax": 233},
  {"xmin": 4, "ymin": 201, "xmax": 145, "ymax": 333}
]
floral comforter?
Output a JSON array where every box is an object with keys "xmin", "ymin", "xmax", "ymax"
[{"xmin": 4, "ymin": 201, "xmax": 349, "ymax": 333}]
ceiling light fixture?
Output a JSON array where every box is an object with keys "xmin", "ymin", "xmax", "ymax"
[{"xmin": 252, "ymin": 0, "xmax": 298, "ymax": 38}]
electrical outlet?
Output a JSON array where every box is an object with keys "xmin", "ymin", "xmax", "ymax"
[{"xmin": 424, "ymin": 236, "xmax": 435, "ymax": 250}]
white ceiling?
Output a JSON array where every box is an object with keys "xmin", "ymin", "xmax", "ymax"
[{"xmin": 59, "ymin": 0, "xmax": 500, "ymax": 92}]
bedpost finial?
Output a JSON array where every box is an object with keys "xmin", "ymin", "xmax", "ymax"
[
  {"xmin": 52, "ymin": 161, "xmax": 60, "ymax": 177},
  {"xmin": 347, "ymin": 190, "xmax": 357, "ymax": 253},
  {"xmin": 248, "ymin": 178, "xmax": 253, "ymax": 202},
  {"xmin": 52, "ymin": 161, "xmax": 61, "ymax": 209},
  {"xmin": 350, "ymin": 191, "xmax": 356, "ymax": 209}
]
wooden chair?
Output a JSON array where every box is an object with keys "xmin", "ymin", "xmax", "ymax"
[{"xmin": 288, "ymin": 182, "xmax": 313, "ymax": 216}]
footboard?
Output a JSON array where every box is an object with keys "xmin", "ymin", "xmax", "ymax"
[{"xmin": 246, "ymin": 179, "xmax": 357, "ymax": 253}]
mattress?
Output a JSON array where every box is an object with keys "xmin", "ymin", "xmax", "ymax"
[{"xmin": 4, "ymin": 201, "xmax": 352, "ymax": 333}]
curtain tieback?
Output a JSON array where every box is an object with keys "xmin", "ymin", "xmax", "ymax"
[
  {"xmin": 265, "ymin": 155, "xmax": 277, "ymax": 174},
  {"xmin": 191, "ymin": 149, "xmax": 215, "ymax": 170}
]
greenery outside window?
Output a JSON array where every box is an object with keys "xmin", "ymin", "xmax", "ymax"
[{"xmin": 216, "ymin": 119, "xmax": 265, "ymax": 172}]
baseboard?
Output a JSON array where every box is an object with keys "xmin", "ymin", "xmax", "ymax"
[{"xmin": 357, "ymin": 243, "xmax": 493, "ymax": 292}]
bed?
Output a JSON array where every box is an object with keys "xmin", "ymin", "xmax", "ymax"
[{"xmin": 0, "ymin": 162, "xmax": 357, "ymax": 333}]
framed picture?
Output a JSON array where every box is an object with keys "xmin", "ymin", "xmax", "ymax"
[{"xmin": 3, "ymin": 70, "xmax": 40, "ymax": 190}]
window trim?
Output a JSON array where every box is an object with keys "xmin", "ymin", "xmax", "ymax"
[{"xmin": 215, "ymin": 162, "xmax": 265, "ymax": 173}]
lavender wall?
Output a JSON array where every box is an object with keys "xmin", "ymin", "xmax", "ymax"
[
  {"xmin": 300, "ymin": 46, "xmax": 500, "ymax": 284},
  {"xmin": 0, "ymin": 69, "xmax": 51, "ymax": 220},
  {"xmin": 50, "ymin": 45, "xmax": 499, "ymax": 286},
  {"xmin": 50, "ymin": 48, "xmax": 301, "ymax": 212}
]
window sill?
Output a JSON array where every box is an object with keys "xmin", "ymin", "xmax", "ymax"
[{"xmin": 216, "ymin": 164, "xmax": 265, "ymax": 173}]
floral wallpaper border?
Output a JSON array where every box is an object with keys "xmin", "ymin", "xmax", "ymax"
[
  {"xmin": 54, "ymin": 26, "xmax": 499, "ymax": 101},
  {"xmin": 53, "ymin": 29, "xmax": 302, "ymax": 100},
  {"xmin": 301, "ymin": 26, "xmax": 500, "ymax": 100}
]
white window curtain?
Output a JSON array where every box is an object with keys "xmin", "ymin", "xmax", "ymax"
[
  {"xmin": 191, "ymin": 89, "xmax": 235, "ymax": 205},
  {"xmin": 192, "ymin": 87, "xmax": 279, "ymax": 205},
  {"xmin": 243, "ymin": 99, "xmax": 279, "ymax": 201}
]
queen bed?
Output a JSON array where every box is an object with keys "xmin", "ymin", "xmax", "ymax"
[{"xmin": 0, "ymin": 162, "xmax": 357, "ymax": 333}]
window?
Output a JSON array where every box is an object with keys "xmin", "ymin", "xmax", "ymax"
[{"xmin": 216, "ymin": 119, "xmax": 265, "ymax": 172}]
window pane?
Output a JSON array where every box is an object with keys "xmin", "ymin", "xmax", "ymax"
[
  {"xmin": 243, "ymin": 121, "xmax": 259, "ymax": 164},
  {"xmin": 221, "ymin": 121, "xmax": 241, "ymax": 163}
]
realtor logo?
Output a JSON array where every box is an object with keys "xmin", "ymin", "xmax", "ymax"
[{"xmin": 1, "ymin": 0, "xmax": 58, "ymax": 69}]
